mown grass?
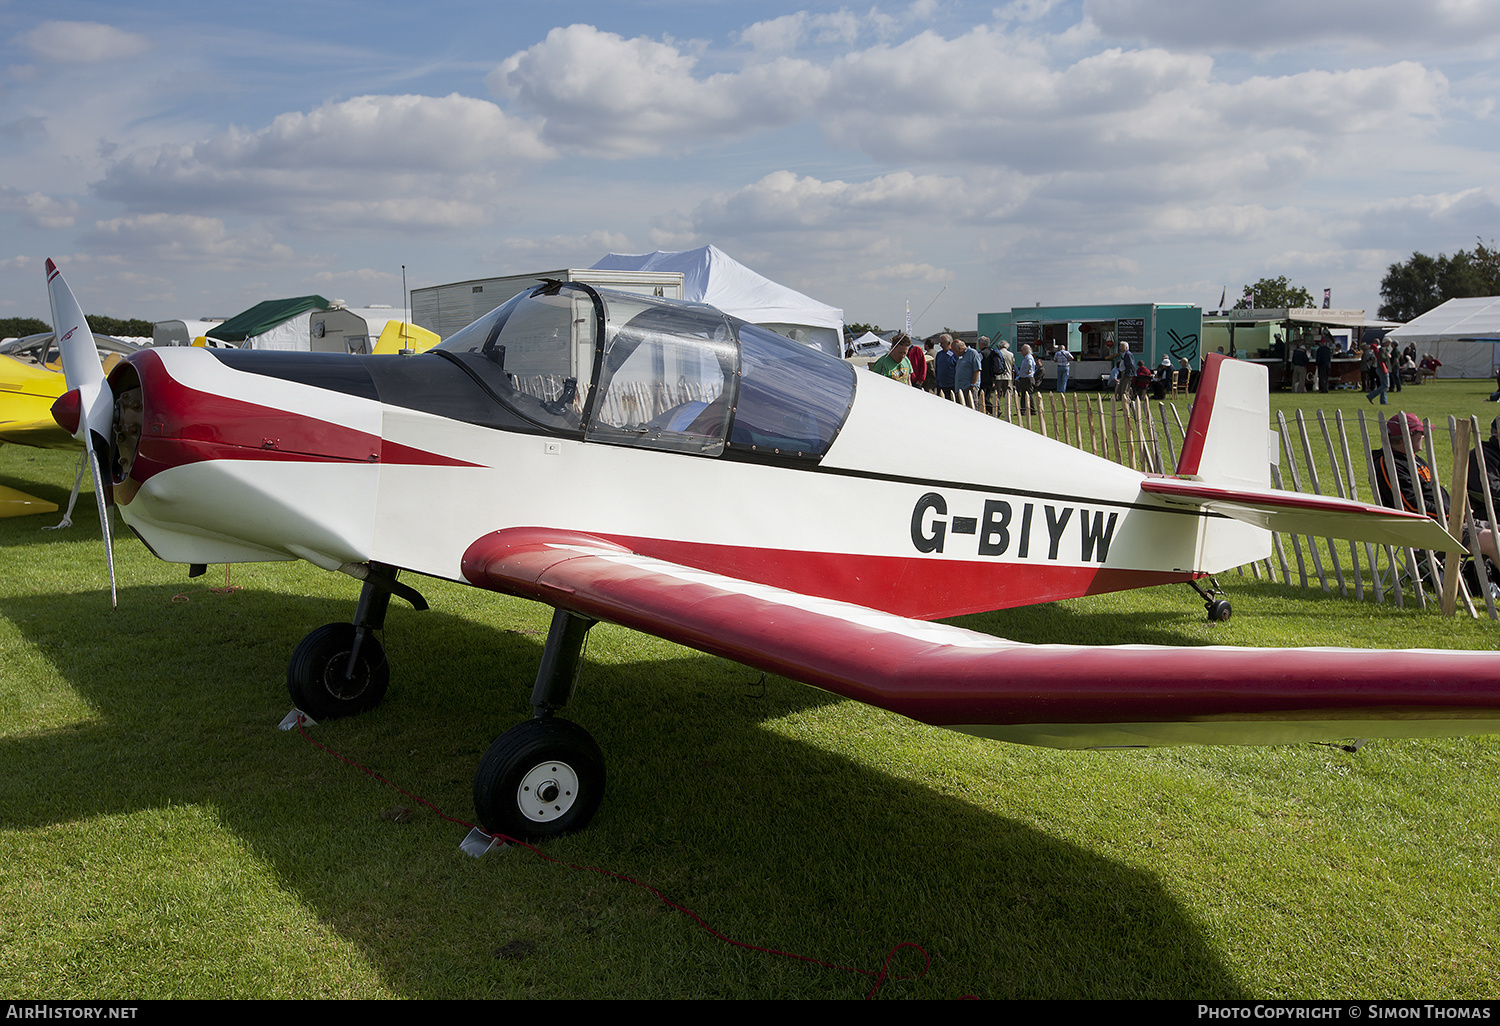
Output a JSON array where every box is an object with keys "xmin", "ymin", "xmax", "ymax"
[{"xmin": 0, "ymin": 440, "xmax": 1497, "ymax": 1000}]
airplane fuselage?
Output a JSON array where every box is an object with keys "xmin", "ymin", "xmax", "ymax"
[{"xmin": 107, "ymin": 284, "xmax": 1262, "ymax": 620}]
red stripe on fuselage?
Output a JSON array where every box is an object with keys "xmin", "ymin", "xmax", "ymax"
[
  {"xmin": 593, "ymin": 533, "xmax": 1192, "ymax": 619},
  {"xmin": 118, "ymin": 349, "xmax": 478, "ymax": 501}
]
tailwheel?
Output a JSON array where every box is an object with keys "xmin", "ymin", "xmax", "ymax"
[
  {"xmin": 286, "ymin": 622, "xmax": 389, "ymax": 719},
  {"xmin": 1189, "ymin": 576, "xmax": 1232, "ymax": 623},
  {"xmin": 473, "ymin": 718, "xmax": 605, "ymax": 840}
]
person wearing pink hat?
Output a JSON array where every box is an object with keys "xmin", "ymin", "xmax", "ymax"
[{"xmin": 1374, "ymin": 413, "xmax": 1498, "ymax": 565}]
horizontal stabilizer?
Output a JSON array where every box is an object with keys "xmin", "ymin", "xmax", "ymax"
[{"xmin": 1140, "ymin": 476, "xmax": 1461, "ymax": 552}]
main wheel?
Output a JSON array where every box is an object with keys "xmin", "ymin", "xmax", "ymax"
[
  {"xmin": 473, "ymin": 718, "xmax": 605, "ymax": 840},
  {"xmin": 286, "ymin": 622, "xmax": 389, "ymax": 720},
  {"xmin": 1207, "ymin": 599, "xmax": 1232, "ymax": 622}
]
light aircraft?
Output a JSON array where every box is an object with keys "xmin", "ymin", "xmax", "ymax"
[
  {"xmin": 0, "ymin": 331, "xmax": 139, "ymax": 450},
  {"xmin": 42, "ymin": 260, "xmax": 1500, "ymax": 841}
]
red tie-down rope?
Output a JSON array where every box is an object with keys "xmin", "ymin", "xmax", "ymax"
[{"xmin": 291, "ymin": 715, "xmax": 932, "ymax": 999}]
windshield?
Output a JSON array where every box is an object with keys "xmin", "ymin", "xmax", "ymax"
[
  {"xmin": 433, "ymin": 283, "xmax": 599, "ymax": 433},
  {"xmin": 587, "ymin": 294, "xmax": 737, "ymax": 456},
  {"xmin": 432, "ymin": 284, "xmax": 855, "ymax": 460}
]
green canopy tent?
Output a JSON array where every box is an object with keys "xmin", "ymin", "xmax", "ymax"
[{"xmin": 206, "ymin": 295, "xmax": 330, "ymax": 347}]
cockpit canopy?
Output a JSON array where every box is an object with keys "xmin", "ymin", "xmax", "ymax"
[{"xmin": 434, "ymin": 282, "xmax": 855, "ymax": 461}]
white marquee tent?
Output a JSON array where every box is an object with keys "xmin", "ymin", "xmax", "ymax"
[
  {"xmin": 1387, "ymin": 296, "xmax": 1500, "ymax": 379},
  {"xmin": 591, "ymin": 245, "xmax": 845, "ymax": 357}
]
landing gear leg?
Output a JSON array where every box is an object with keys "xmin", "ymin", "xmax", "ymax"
[
  {"xmin": 1189, "ymin": 576, "xmax": 1232, "ymax": 622},
  {"xmin": 286, "ymin": 562, "xmax": 426, "ymax": 720},
  {"xmin": 474, "ymin": 608, "xmax": 606, "ymax": 839}
]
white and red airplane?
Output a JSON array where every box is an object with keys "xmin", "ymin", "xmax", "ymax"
[{"xmin": 43, "ymin": 260, "xmax": 1500, "ymax": 840}]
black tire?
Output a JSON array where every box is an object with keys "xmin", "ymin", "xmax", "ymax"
[
  {"xmin": 473, "ymin": 718, "xmax": 605, "ymax": 840},
  {"xmin": 1208, "ymin": 599, "xmax": 1232, "ymax": 623},
  {"xmin": 286, "ymin": 622, "xmax": 389, "ymax": 719}
]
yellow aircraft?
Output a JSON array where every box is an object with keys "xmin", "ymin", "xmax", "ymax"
[{"xmin": 0, "ymin": 332, "xmax": 139, "ymax": 517}]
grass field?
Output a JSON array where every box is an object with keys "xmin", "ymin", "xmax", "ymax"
[{"xmin": 1, "ymin": 396, "xmax": 1498, "ymax": 1000}]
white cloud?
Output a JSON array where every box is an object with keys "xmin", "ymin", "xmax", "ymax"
[
  {"xmin": 1085, "ymin": 0, "xmax": 1500, "ymax": 51},
  {"xmin": 690, "ymin": 170, "xmax": 1010, "ymax": 235},
  {"xmin": 857, "ymin": 261, "xmax": 954, "ymax": 284},
  {"xmin": 93, "ymin": 94, "xmax": 551, "ymax": 230},
  {"xmin": 486, "ymin": 24, "xmax": 826, "ymax": 156},
  {"xmin": 0, "ymin": 188, "xmax": 79, "ymax": 228},
  {"xmin": 740, "ymin": 13, "xmax": 810, "ymax": 53},
  {"xmin": 16, "ymin": 21, "xmax": 152, "ymax": 64},
  {"xmin": 79, "ymin": 212, "xmax": 294, "ymax": 266}
]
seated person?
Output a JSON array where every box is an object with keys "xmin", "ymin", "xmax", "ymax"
[
  {"xmin": 1467, "ymin": 416, "xmax": 1500, "ymax": 519},
  {"xmin": 1375, "ymin": 412, "xmax": 1499, "ymax": 565},
  {"xmin": 1130, "ymin": 361, "xmax": 1152, "ymax": 399}
]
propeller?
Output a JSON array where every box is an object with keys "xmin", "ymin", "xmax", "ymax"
[{"xmin": 45, "ymin": 259, "xmax": 117, "ymax": 607}]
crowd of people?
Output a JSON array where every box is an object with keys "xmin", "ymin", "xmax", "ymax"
[
  {"xmin": 1361, "ymin": 340, "xmax": 1426, "ymax": 405},
  {"xmin": 866, "ymin": 332, "xmax": 1192, "ymax": 414}
]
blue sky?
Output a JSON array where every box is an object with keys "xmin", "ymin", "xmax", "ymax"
[{"xmin": 3, "ymin": 0, "xmax": 1499, "ymax": 333}]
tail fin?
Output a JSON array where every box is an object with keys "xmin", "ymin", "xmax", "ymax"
[
  {"xmin": 1174, "ymin": 353, "xmax": 1273, "ymax": 490},
  {"xmin": 1148, "ymin": 354, "xmax": 1458, "ymax": 563}
]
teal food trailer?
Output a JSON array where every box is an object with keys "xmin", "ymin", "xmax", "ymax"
[{"xmin": 977, "ymin": 303, "xmax": 1202, "ymax": 389}]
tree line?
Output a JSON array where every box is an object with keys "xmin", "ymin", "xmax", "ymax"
[
  {"xmin": 1226, "ymin": 240, "xmax": 1499, "ymax": 326},
  {"xmin": 0, "ymin": 315, "xmax": 155, "ymax": 340},
  {"xmin": 1378, "ymin": 238, "xmax": 1500, "ymax": 323}
]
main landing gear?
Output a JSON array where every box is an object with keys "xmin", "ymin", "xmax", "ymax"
[
  {"xmin": 285, "ymin": 563, "xmax": 427, "ymax": 721},
  {"xmin": 286, "ymin": 571, "xmax": 606, "ymax": 841},
  {"xmin": 472, "ymin": 609, "xmax": 605, "ymax": 840},
  {"xmin": 1188, "ymin": 576, "xmax": 1232, "ymax": 622}
]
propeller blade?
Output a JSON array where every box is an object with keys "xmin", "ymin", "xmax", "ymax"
[
  {"xmin": 86, "ymin": 448, "xmax": 117, "ymax": 608},
  {"xmin": 45, "ymin": 259, "xmax": 114, "ymax": 444},
  {"xmin": 45, "ymin": 260, "xmax": 117, "ymax": 606}
]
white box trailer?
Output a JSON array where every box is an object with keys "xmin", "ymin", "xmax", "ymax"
[{"xmin": 412, "ymin": 269, "xmax": 685, "ymax": 340}]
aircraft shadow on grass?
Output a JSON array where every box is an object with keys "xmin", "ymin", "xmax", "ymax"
[{"xmin": 0, "ymin": 583, "xmax": 1247, "ymax": 999}]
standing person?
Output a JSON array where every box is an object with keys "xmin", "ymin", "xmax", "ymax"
[
  {"xmin": 1115, "ymin": 341, "xmax": 1136, "ymax": 401},
  {"xmin": 953, "ymin": 338, "xmax": 981, "ymax": 409},
  {"xmin": 1015, "ymin": 343, "xmax": 1037, "ymax": 415},
  {"xmin": 934, "ymin": 334, "xmax": 957, "ymax": 401},
  {"xmin": 978, "ymin": 337, "xmax": 1001, "ymax": 414},
  {"xmin": 1365, "ymin": 344, "xmax": 1389, "ymax": 405},
  {"xmin": 994, "ymin": 339, "xmax": 1015, "ymax": 414},
  {"xmin": 870, "ymin": 333, "xmax": 913, "ymax": 384},
  {"xmin": 1291, "ymin": 342, "xmax": 1309, "ymax": 393},
  {"xmin": 1315, "ymin": 337, "xmax": 1333, "ymax": 393},
  {"xmin": 920, "ymin": 341, "xmax": 938, "ymax": 391},
  {"xmin": 908, "ymin": 335, "xmax": 928, "ymax": 389},
  {"xmin": 1054, "ymin": 345, "xmax": 1073, "ymax": 393},
  {"xmin": 1387, "ymin": 341, "xmax": 1403, "ymax": 393}
]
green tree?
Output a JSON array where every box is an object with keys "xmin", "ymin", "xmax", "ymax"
[
  {"xmin": 1233, "ymin": 276, "xmax": 1314, "ymax": 310},
  {"xmin": 1378, "ymin": 242, "xmax": 1500, "ymax": 322},
  {"xmin": 85, "ymin": 315, "xmax": 154, "ymax": 338},
  {"xmin": 1468, "ymin": 237, "xmax": 1500, "ymax": 291},
  {"xmin": 0, "ymin": 317, "xmax": 51, "ymax": 339}
]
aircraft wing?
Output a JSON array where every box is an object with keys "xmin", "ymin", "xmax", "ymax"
[
  {"xmin": 1140, "ymin": 476, "xmax": 1462, "ymax": 552},
  {"xmin": 462, "ymin": 527, "xmax": 1500, "ymax": 749}
]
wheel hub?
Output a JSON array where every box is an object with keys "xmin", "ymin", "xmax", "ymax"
[
  {"xmin": 322, "ymin": 654, "xmax": 367, "ymax": 700},
  {"xmin": 517, "ymin": 761, "xmax": 580, "ymax": 823}
]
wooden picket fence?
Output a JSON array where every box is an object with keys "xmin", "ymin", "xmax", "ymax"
[{"xmin": 969, "ymin": 386, "xmax": 1499, "ymax": 619}]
